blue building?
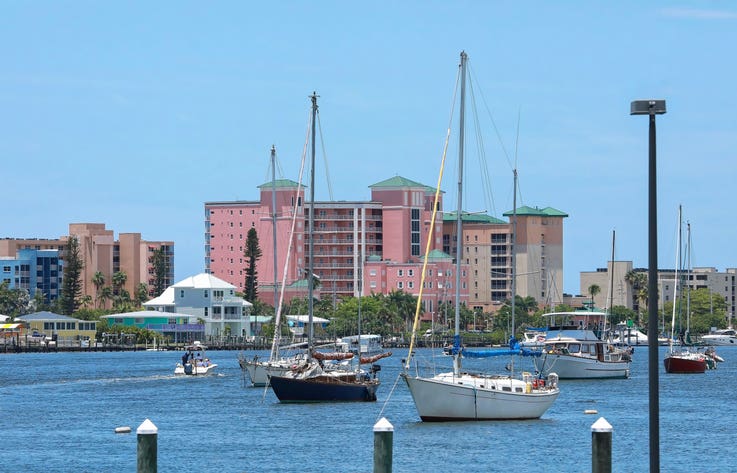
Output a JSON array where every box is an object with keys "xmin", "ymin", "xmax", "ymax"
[{"xmin": 0, "ymin": 249, "xmax": 63, "ymax": 304}]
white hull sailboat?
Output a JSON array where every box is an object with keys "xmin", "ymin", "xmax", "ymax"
[
  {"xmin": 404, "ymin": 371, "xmax": 559, "ymax": 421},
  {"xmin": 238, "ymin": 146, "xmax": 309, "ymax": 387},
  {"xmin": 401, "ymin": 51, "xmax": 558, "ymax": 421}
]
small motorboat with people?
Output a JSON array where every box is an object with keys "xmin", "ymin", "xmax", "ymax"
[{"xmin": 175, "ymin": 341, "xmax": 217, "ymax": 376}]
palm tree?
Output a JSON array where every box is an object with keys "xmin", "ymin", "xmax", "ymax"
[
  {"xmin": 92, "ymin": 271, "xmax": 105, "ymax": 308},
  {"xmin": 99, "ymin": 286, "xmax": 114, "ymax": 310},
  {"xmin": 588, "ymin": 284, "xmax": 601, "ymax": 309},
  {"xmin": 625, "ymin": 270, "xmax": 648, "ymax": 325},
  {"xmin": 80, "ymin": 295, "xmax": 93, "ymax": 309},
  {"xmin": 134, "ymin": 283, "xmax": 149, "ymax": 307}
]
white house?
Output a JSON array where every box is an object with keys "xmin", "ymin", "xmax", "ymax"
[{"xmin": 144, "ymin": 273, "xmax": 253, "ymax": 338}]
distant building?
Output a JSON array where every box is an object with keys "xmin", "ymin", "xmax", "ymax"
[
  {"xmin": 0, "ymin": 223, "xmax": 175, "ymax": 304},
  {"xmin": 580, "ymin": 263, "xmax": 737, "ymax": 318},
  {"xmin": 0, "ymin": 249, "xmax": 63, "ymax": 304},
  {"xmin": 205, "ymin": 175, "xmax": 567, "ymax": 315},
  {"xmin": 100, "ymin": 310, "xmax": 204, "ymax": 343},
  {"xmin": 143, "ymin": 273, "xmax": 253, "ymax": 338},
  {"xmin": 16, "ymin": 311, "xmax": 97, "ymax": 346}
]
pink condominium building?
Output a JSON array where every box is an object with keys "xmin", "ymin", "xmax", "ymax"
[{"xmin": 204, "ymin": 176, "xmax": 566, "ymax": 317}]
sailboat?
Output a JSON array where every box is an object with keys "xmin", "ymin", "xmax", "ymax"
[
  {"xmin": 238, "ymin": 146, "xmax": 309, "ymax": 387},
  {"xmin": 401, "ymin": 51, "xmax": 559, "ymax": 421},
  {"xmin": 664, "ymin": 206, "xmax": 706, "ymax": 374},
  {"xmin": 268, "ymin": 92, "xmax": 386, "ymax": 402}
]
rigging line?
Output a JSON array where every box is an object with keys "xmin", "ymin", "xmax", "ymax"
[
  {"xmin": 404, "ymin": 61, "xmax": 462, "ymax": 371},
  {"xmin": 316, "ymin": 111, "xmax": 334, "ymax": 201},
  {"xmin": 467, "ymin": 76, "xmax": 497, "ymax": 218},
  {"xmin": 377, "ymin": 372, "xmax": 404, "ymax": 421},
  {"xmin": 513, "ymin": 110, "xmax": 526, "ymax": 207},
  {"xmin": 269, "ymin": 112, "xmax": 312, "ymax": 360},
  {"xmin": 468, "ymin": 63, "xmax": 514, "ymax": 171}
]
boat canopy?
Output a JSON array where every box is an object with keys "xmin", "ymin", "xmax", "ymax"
[{"xmin": 461, "ymin": 348, "xmax": 542, "ymax": 358}]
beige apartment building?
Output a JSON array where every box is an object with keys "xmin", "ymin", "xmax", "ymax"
[
  {"xmin": 580, "ymin": 262, "xmax": 737, "ymax": 318},
  {"xmin": 0, "ymin": 223, "xmax": 174, "ymax": 303}
]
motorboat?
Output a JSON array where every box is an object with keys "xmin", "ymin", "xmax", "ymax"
[
  {"xmin": 519, "ymin": 329, "xmax": 546, "ymax": 348},
  {"xmin": 533, "ymin": 312, "xmax": 630, "ymax": 379},
  {"xmin": 335, "ymin": 334, "xmax": 383, "ymax": 355},
  {"xmin": 700, "ymin": 328, "xmax": 737, "ymax": 346},
  {"xmin": 175, "ymin": 341, "xmax": 217, "ymax": 375}
]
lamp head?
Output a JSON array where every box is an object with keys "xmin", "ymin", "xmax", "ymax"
[{"xmin": 630, "ymin": 99, "xmax": 666, "ymax": 115}]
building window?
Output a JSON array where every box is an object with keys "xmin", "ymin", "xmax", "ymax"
[
  {"xmin": 204, "ymin": 290, "xmax": 208, "ymax": 298},
  {"xmin": 398, "ymin": 269, "xmax": 403, "ymax": 277},
  {"xmin": 180, "ymin": 290, "xmax": 185, "ymax": 298},
  {"xmin": 408, "ymin": 269, "xmax": 414, "ymax": 276},
  {"xmin": 398, "ymin": 281, "xmax": 403, "ymax": 289}
]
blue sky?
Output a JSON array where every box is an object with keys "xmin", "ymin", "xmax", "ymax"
[{"xmin": 2, "ymin": 2, "xmax": 736, "ymax": 296}]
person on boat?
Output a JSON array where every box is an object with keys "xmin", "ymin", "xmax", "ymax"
[{"xmin": 181, "ymin": 351, "xmax": 190, "ymax": 365}]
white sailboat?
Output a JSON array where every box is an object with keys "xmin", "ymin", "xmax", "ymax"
[
  {"xmin": 401, "ymin": 51, "xmax": 559, "ymax": 421},
  {"xmin": 238, "ymin": 146, "xmax": 309, "ymax": 387}
]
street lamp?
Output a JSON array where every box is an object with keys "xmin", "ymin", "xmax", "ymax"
[{"xmin": 630, "ymin": 98, "xmax": 666, "ymax": 473}]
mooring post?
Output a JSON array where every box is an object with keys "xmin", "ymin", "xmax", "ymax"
[
  {"xmin": 137, "ymin": 418, "xmax": 158, "ymax": 473},
  {"xmin": 373, "ymin": 417, "xmax": 393, "ymax": 473},
  {"xmin": 591, "ymin": 417, "xmax": 612, "ymax": 473}
]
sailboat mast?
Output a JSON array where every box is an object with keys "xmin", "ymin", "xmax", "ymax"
[
  {"xmin": 271, "ymin": 145, "xmax": 278, "ymax": 332},
  {"xmin": 511, "ymin": 169, "xmax": 517, "ymax": 340},
  {"xmin": 606, "ymin": 230, "xmax": 615, "ymax": 334},
  {"xmin": 669, "ymin": 205, "xmax": 682, "ymax": 351},
  {"xmin": 686, "ymin": 221, "xmax": 691, "ymax": 337},
  {"xmin": 454, "ymin": 51, "xmax": 467, "ymax": 341},
  {"xmin": 308, "ymin": 92, "xmax": 318, "ymax": 348},
  {"xmin": 451, "ymin": 51, "xmax": 467, "ymax": 375}
]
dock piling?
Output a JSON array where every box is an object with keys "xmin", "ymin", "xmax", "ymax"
[
  {"xmin": 137, "ymin": 418, "xmax": 158, "ymax": 473},
  {"xmin": 591, "ymin": 417, "xmax": 612, "ymax": 473},
  {"xmin": 373, "ymin": 417, "xmax": 393, "ymax": 473}
]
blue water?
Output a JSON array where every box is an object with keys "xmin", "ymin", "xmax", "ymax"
[{"xmin": 0, "ymin": 346, "xmax": 732, "ymax": 472}]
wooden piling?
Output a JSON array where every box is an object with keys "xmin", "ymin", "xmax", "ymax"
[
  {"xmin": 137, "ymin": 418, "xmax": 158, "ymax": 473},
  {"xmin": 591, "ymin": 417, "xmax": 612, "ymax": 473},
  {"xmin": 373, "ymin": 417, "xmax": 393, "ymax": 473}
]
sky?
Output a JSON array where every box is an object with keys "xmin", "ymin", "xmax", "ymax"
[{"xmin": 2, "ymin": 2, "xmax": 736, "ymax": 296}]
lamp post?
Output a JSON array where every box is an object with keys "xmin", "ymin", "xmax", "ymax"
[{"xmin": 630, "ymin": 99, "xmax": 666, "ymax": 473}]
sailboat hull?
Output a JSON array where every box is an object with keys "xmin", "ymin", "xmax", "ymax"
[
  {"xmin": 664, "ymin": 353, "xmax": 706, "ymax": 374},
  {"xmin": 239, "ymin": 358, "xmax": 294, "ymax": 387},
  {"xmin": 269, "ymin": 374, "xmax": 379, "ymax": 402},
  {"xmin": 401, "ymin": 372, "xmax": 559, "ymax": 421}
]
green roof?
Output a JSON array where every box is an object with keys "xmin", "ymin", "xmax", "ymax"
[
  {"xmin": 369, "ymin": 176, "xmax": 432, "ymax": 190},
  {"xmin": 422, "ymin": 249, "xmax": 452, "ymax": 261},
  {"xmin": 442, "ymin": 211, "xmax": 506, "ymax": 224},
  {"xmin": 503, "ymin": 206, "xmax": 568, "ymax": 217},
  {"xmin": 288, "ymin": 279, "xmax": 310, "ymax": 288},
  {"xmin": 257, "ymin": 179, "xmax": 303, "ymax": 189}
]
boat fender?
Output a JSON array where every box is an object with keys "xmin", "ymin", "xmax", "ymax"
[{"xmin": 525, "ymin": 382, "xmax": 532, "ymax": 394}]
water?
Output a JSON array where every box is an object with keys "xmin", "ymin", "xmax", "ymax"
[{"xmin": 1, "ymin": 346, "xmax": 732, "ymax": 472}]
